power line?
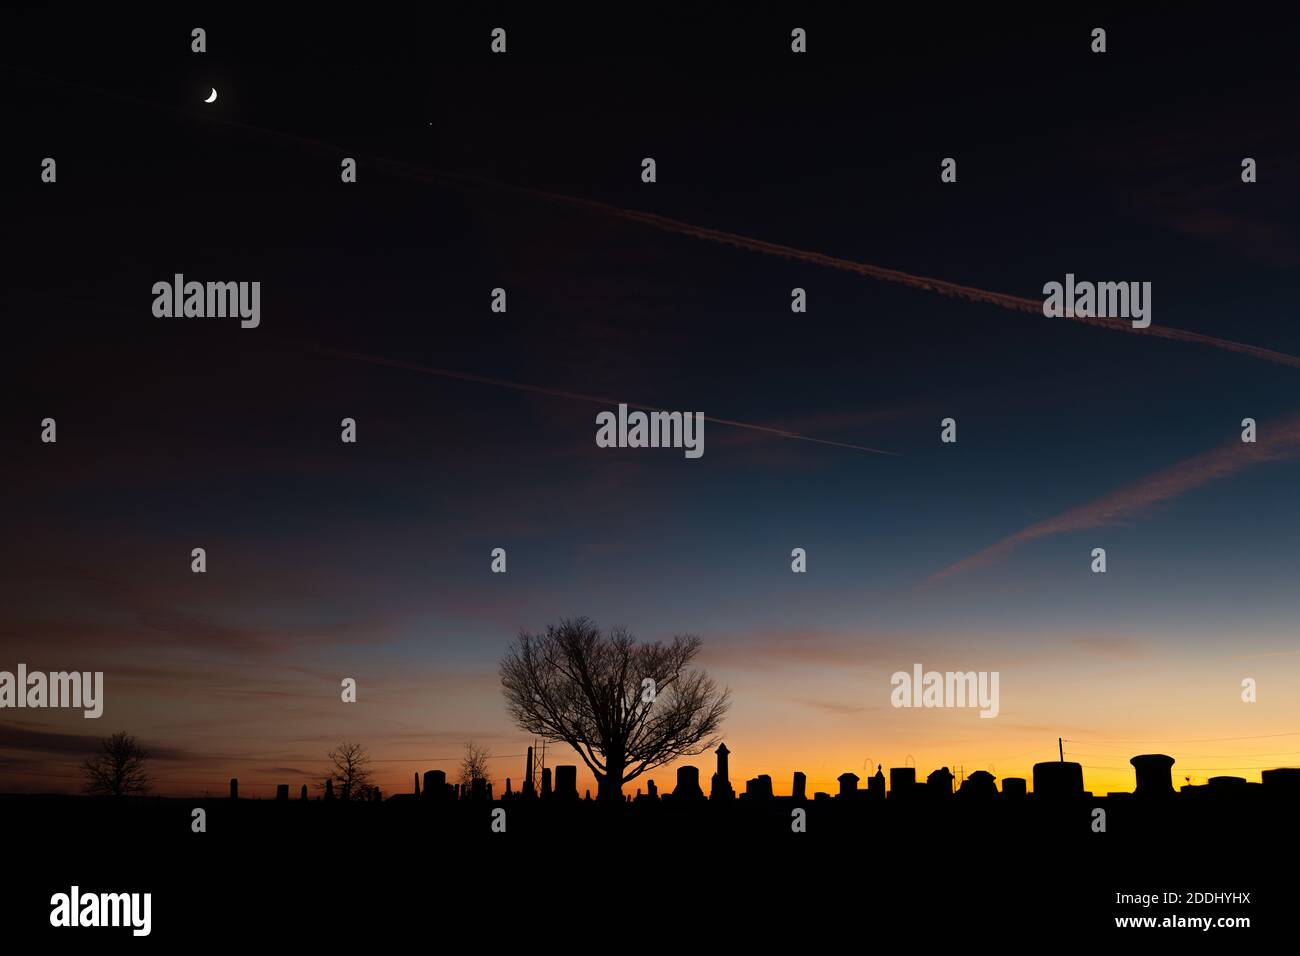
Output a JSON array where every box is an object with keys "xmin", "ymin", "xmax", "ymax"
[
  {"xmin": 1067, "ymin": 750, "xmax": 1300, "ymax": 760},
  {"xmin": 1080, "ymin": 764, "xmax": 1286, "ymax": 772},
  {"xmin": 1065, "ymin": 731, "xmax": 1300, "ymax": 744}
]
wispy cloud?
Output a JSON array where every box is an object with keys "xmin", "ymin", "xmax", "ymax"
[
  {"xmin": 789, "ymin": 697, "xmax": 876, "ymax": 716},
  {"xmin": 0, "ymin": 722, "xmax": 190, "ymax": 760},
  {"xmin": 18, "ymin": 71, "xmax": 1300, "ymax": 371},
  {"xmin": 928, "ymin": 411, "xmax": 1300, "ymax": 582},
  {"xmin": 355, "ymin": 160, "xmax": 1300, "ymax": 370},
  {"xmin": 1072, "ymin": 637, "xmax": 1154, "ymax": 661},
  {"xmin": 311, "ymin": 346, "xmax": 901, "ymax": 457},
  {"xmin": 702, "ymin": 628, "xmax": 1034, "ymax": 672}
]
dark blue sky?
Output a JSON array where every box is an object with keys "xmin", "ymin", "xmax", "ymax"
[{"xmin": 3, "ymin": 9, "xmax": 1299, "ymax": 796}]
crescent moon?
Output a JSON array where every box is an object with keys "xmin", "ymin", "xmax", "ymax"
[{"xmin": 204, "ymin": 88, "xmax": 217, "ymax": 103}]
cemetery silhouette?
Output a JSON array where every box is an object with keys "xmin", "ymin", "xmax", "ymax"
[{"xmin": 10, "ymin": 737, "xmax": 1288, "ymax": 937}]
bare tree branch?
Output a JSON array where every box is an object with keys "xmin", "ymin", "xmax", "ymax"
[
  {"xmin": 321, "ymin": 741, "xmax": 373, "ymax": 801},
  {"xmin": 460, "ymin": 741, "xmax": 493, "ymax": 790},
  {"xmin": 500, "ymin": 617, "xmax": 730, "ymax": 802},
  {"xmin": 80, "ymin": 731, "xmax": 151, "ymax": 797}
]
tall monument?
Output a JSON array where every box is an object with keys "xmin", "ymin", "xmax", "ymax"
[{"xmin": 710, "ymin": 743, "xmax": 735, "ymax": 800}]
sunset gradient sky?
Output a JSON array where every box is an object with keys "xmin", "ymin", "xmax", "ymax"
[{"xmin": 4, "ymin": 11, "xmax": 1300, "ymax": 800}]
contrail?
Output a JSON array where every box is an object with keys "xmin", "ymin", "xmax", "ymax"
[
  {"xmin": 11, "ymin": 63, "xmax": 1300, "ymax": 369},
  {"xmin": 311, "ymin": 345, "xmax": 900, "ymax": 456},
  {"xmin": 354, "ymin": 160, "xmax": 1300, "ymax": 370},
  {"xmin": 925, "ymin": 409, "xmax": 1300, "ymax": 583}
]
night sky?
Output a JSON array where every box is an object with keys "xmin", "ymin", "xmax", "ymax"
[{"xmin": 3, "ymin": 10, "xmax": 1299, "ymax": 798}]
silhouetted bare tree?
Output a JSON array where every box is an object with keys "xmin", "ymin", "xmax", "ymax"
[
  {"xmin": 460, "ymin": 741, "xmax": 492, "ymax": 791},
  {"xmin": 80, "ymin": 731, "xmax": 151, "ymax": 796},
  {"xmin": 322, "ymin": 741, "xmax": 373, "ymax": 801},
  {"xmin": 500, "ymin": 617, "xmax": 729, "ymax": 803}
]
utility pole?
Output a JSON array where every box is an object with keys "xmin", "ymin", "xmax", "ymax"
[{"xmin": 1058, "ymin": 737, "xmax": 1064, "ymax": 762}]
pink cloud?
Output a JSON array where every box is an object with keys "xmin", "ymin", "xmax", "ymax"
[{"xmin": 928, "ymin": 411, "xmax": 1300, "ymax": 583}]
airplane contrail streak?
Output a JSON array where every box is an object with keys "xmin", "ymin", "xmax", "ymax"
[
  {"xmin": 925, "ymin": 408, "xmax": 1300, "ymax": 583},
  {"xmin": 311, "ymin": 346, "xmax": 900, "ymax": 456},
  {"xmin": 11, "ymin": 63, "xmax": 1298, "ymax": 369},
  {"xmin": 360, "ymin": 159, "xmax": 1300, "ymax": 371}
]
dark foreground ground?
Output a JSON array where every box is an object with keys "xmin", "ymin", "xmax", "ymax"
[{"xmin": 3, "ymin": 791, "xmax": 1285, "ymax": 943}]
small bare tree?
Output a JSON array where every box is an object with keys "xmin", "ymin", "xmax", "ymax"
[
  {"xmin": 460, "ymin": 741, "xmax": 493, "ymax": 791},
  {"xmin": 500, "ymin": 617, "xmax": 729, "ymax": 803},
  {"xmin": 81, "ymin": 731, "xmax": 151, "ymax": 797},
  {"xmin": 322, "ymin": 741, "xmax": 373, "ymax": 801}
]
